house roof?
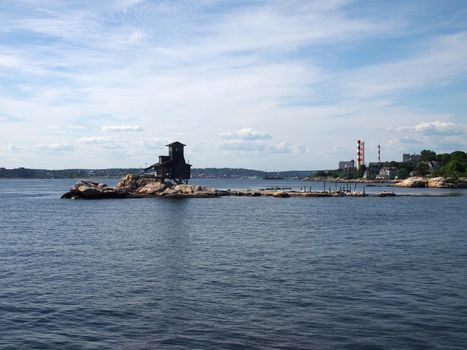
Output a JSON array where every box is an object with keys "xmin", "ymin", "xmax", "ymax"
[
  {"xmin": 144, "ymin": 159, "xmax": 174, "ymax": 171},
  {"xmin": 166, "ymin": 141, "xmax": 186, "ymax": 147}
]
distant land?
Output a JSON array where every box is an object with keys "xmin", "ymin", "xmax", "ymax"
[{"xmin": 0, "ymin": 167, "xmax": 315, "ymax": 180}]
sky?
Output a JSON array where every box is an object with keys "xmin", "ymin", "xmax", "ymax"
[{"xmin": 1, "ymin": 0, "xmax": 466, "ymax": 170}]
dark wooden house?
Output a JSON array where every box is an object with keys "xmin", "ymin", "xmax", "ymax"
[{"xmin": 145, "ymin": 142, "xmax": 191, "ymax": 184}]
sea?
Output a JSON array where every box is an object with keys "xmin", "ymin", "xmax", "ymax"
[{"xmin": 1, "ymin": 178, "xmax": 466, "ymax": 350}]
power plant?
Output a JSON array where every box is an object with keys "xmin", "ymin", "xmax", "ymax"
[{"xmin": 339, "ymin": 141, "xmax": 382, "ymax": 171}]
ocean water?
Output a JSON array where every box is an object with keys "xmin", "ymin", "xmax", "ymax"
[{"xmin": 1, "ymin": 179, "xmax": 466, "ymax": 349}]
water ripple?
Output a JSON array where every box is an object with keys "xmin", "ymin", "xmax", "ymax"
[{"xmin": 0, "ymin": 180, "xmax": 466, "ymax": 349}]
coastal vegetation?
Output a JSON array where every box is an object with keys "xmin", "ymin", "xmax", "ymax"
[{"xmin": 312, "ymin": 150, "xmax": 467, "ymax": 180}]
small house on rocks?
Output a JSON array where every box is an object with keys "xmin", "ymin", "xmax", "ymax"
[{"xmin": 145, "ymin": 142, "xmax": 192, "ymax": 184}]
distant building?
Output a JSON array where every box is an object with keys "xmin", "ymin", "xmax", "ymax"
[
  {"xmin": 403, "ymin": 153, "xmax": 420, "ymax": 163},
  {"xmin": 376, "ymin": 166, "xmax": 398, "ymax": 180},
  {"xmin": 338, "ymin": 160, "xmax": 355, "ymax": 170},
  {"xmin": 145, "ymin": 142, "xmax": 192, "ymax": 184}
]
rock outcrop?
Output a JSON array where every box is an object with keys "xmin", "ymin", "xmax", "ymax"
[
  {"xmin": 115, "ymin": 174, "xmax": 165, "ymax": 191},
  {"xmin": 159, "ymin": 184, "xmax": 221, "ymax": 198},
  {"xmin": 427, "ymin": 177, "xmax": 467, "ymax": 188},
  {"xmin": 61, "ymin": 180, "xmax": 128, "ymax": 199},
  {"xmin": 135, "ymin": 181, "xmax": 169, "ymax": 196},
  {"xmin": 62, "ymin": 175, "xmax": 223, "ymax": 199},
  {"xmin": 394, "ymin": 177, "xmax": 427, "ymax": 188},
  {"xmin": 395, "ymin": 176, "xmax": 467, "ymax": 188},
  {"xmin": 273, "ymin": 191, "xmax": 290, "ymax": 198}
]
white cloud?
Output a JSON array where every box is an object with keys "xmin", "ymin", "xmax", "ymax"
[
  {"xmin": 35, "ymin": 143, "xmax": 74, "ymax": 152},
  {"xmin": 102, "ymin": 125, "xmax": 143, "ymax": 132},
  {"xmin": 221, "ymin": 128, "xmax": 271, "ymax": 140},
  {"xmin": 7, "ymin": 144, "xmax": 24, "ymax": 152},
  {"xmin": 141, "ymin": 137, "xmax": 171, "ymax": 149},
  {"xmin": 48, "ymin": 125, "xmax": 86, "ymax": 133},
  {"xmin": 388, "ymin": 120, "xmax": 467, "ymax": 152},
  {"xmin": 391, "ymin": 120, "xmax": 465, "ymax": 136},
  {"xmin": 414, "ymin": 121, "xmax": 462, "ymax": 135},
  {"xmin": 191, "ymin": 0, "xmax": 387, "ymax": 56},
  {"xmin": 268, "ymin": 142, "xmax": 294, "ymax": 154},
  {"xmin": 78, "ymin": 136, "xmax": 124, "ymax": 149},
  {"xmin": 220, "ymin": 140, "xmax": 267, "ymax": 152},
  {"xmin": 79, "ymin": 136, "xmax": 115, "ymax": 143},
  {"xmin": 128, "ymin": 30, "xmax": 145, "ymax": 44},
  {"xmin": 8, "ymin": 143, "xmax": 73, "ymax": 153},
  {"xmin": 220, "ymin": 140, "xmax": 308, "ymax": 154},
  {"xmin": 0, "ymin": 51, "xmax": 44, "ymax": 75}
]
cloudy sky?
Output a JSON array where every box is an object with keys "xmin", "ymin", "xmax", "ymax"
[{"xmin": 1, "ymin": 0, "xmax": 466, "ymax": 170}]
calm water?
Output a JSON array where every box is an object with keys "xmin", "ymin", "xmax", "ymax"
[{"xmin": 1, "ymin": 179, "xmax": 466, "ymax": 349}]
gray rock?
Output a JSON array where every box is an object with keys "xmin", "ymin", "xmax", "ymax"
[{"xmin": 61, "ymin": 180, "xmax": 128, "ymax": 199}]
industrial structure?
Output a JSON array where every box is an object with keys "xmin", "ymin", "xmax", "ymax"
[
  {"xmin": 145, "ymin": 142, "xmax": 192, "ymax": 184},
  {"xmin": 357, "ymin": 140, "xmax": 365, "ymax": 169},
  {"xmin": 338, "ymin": 160, "xmax": 355, "ymax": 170},
  {"xmin": 403, "ymin": 153, "xmax": 421, "ymax": 163}
]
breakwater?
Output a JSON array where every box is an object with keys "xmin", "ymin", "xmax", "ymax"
[{"xmin": 62, "ymin": 174, "xmax": 389, "ymax": 199}]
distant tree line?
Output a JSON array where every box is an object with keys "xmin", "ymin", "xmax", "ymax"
[
  {"xmin": 191, "ymin": 168, "xmax": 266, "ymax": 178},
  {"xmin": 0, "ymin": 167, "xmax": 314, "ymax": 179},
  {"xmin": 0, "ymin": 168, "xmax": 141, "ymax": 179}
]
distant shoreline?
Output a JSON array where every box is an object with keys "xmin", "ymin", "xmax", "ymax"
[{"xmin": 0, "ymin": 167, "xmax": 314, "ymax": 180}]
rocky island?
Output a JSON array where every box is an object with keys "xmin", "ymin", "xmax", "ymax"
[{"xmin": 61, "ymin": 174, "xmax": 369, "ymax": 199}]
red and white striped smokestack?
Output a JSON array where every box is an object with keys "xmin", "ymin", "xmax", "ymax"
[
  {"xmin": 357, "ymin": 140, "xmax": 362, "ymax": 169},
  {"xmin": 362, "ymin": 141, "xmax": 365, "ymax": 166},
  {"xmin": 378, "ymin": 145, "xmax": 381, "ymax": 163}
]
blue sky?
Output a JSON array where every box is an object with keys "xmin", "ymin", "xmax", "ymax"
[{"xmin": 1, "ymin": 0, "xmax": 466, "ymax": 170}]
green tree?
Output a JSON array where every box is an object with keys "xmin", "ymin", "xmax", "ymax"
[
  {"xmin": 396, "ymin": 168, "xmax": 409, "ymax": 179},
  {"xmin": 444, "ymin": 160, "xmax": 465, "ymax": 176},
  {"xmin": 357, "ymin": 164, "xmax": 367, "ymax": 178},
  {"xmin": 415, "ymin": 162, "xmax": 430, "ymax": 176},
  {"xmin": 420, "ymin": 150, "xmax": 437, "ymax": 162},
  {"xmin": 436, "ymin": 153, "xmax": 451, "ymax": 165},
  {"xmin": 450, "ymin": 151, "xmax": 467, "ymax": 163}
]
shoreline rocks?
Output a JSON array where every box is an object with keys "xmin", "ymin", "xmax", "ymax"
[
  {"xmin": 61, "ymin": 174, "xmax": 467, "ymax": 200},
  {"xmin": 394, "ymin": 176, "xmax": 467, "ymax": 188},
  {"xmin": 61, "ymin": 180, "xmax": 129, "ymax": 199},
  {"xmin": 61, "ymin": 173, "xmax": 370, "ymax": 199},
  {"xmin": 61, "ymin": 175, "xmax": 225, "ymax": 199}
]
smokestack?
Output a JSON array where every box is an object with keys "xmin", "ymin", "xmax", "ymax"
[
  {"xmin": 378, "ymin": 145, "xmax": 381, "ymax": 163},
  {"xmin": 357, "ymin": 140, "xmax": 362, "ymax": 169},
  {"xmin": 362, "ymin": 141, "xmax": 365, "ymax": 166}
]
